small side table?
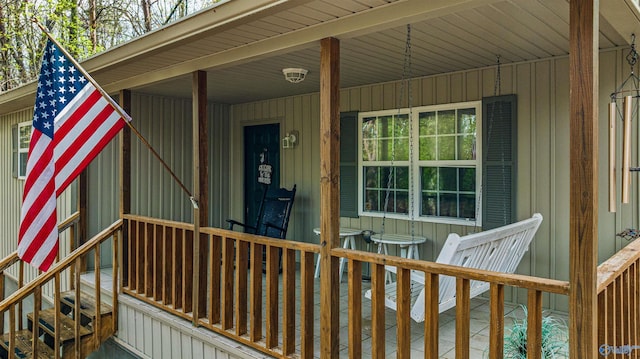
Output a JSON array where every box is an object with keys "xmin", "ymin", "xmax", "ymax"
[
  {"xmin": 370, "ymin": 233, "xmax": 427, "ymax": 259},
  {"xmin": 313, "ymin": 228, "xmax": 363, "ymax": 282},
  {"xmin": 370, "ymin": 233, "xmax": 427, "ymax": 283}
]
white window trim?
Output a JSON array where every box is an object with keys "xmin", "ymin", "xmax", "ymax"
[
  {"xmin": 17, "ymin": 121, "xmax": 31, "ymax": 180},
  {"xmin": 357, "ymin": 101, "xmax": 482, "ymax": 227}
]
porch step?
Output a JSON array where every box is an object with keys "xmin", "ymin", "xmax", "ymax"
[
  {"xmin": 27, "ymin": 308, "xmax": 93, "ymax": 344},
  {"xmin": 59, "ymin": 290, "xmax": 112, "ymax": 326},
  {"xmin": 0, "ymin": 329, "xmax": 55, "ymax": 359}
]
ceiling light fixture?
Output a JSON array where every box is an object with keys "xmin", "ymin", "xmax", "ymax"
[{"xmin": 282, "ymin": 68, "xmax": 308, "ymax": 83}]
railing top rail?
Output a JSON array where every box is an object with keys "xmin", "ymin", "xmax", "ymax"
[
  {"xmin": 334, "ymin": 248, "xmax": 570, "ymax": 295},
  {"xmin": 58, "ymin": 211, "xmax": 80, "ymax": 232},
  {"xmin": 202, "ymin": 227, "xmax": 321, "ymax": 253},
  {"xmin": 123, "ymin": 214, "xmax": 194, "ymax": 230},
  {"xmin": 0, "ymin": 212, "xmax": 82, "ymax": 275},
  {"xmin": 0, "ymin": 219, "xmax": 123, "ymax": 312},
  {"xmin": 597, "ymin": 236, "xmax": 640, "ymax": 293},
  {"xmin": 123, "ymin": 214, "xmax": 321, "ymax": 253}
]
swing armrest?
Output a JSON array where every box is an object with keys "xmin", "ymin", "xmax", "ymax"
[{"xmin": 226, "ymin": 219, "xmax": 257, "ymax": 232}]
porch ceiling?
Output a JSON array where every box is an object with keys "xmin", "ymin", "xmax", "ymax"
[
  {"xmin": 122, "ymin": 0, "xmax": 633, "ymax": 104},
  {"xmin": 1, "ymin": 0, "xmax": 639, "ymax": 112}
]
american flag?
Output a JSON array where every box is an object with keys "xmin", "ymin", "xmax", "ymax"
[{"xmin": 18, "ymin": 39, "xmax": 130, "ymax": 271}]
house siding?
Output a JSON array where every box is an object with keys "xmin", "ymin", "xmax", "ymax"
[
  {"xmin": 229, "ymin": 48, "xmax": 633, "ymax": 312},
  {"xmin": 0, "ymin": 49, "xmax": 633, "ymax": 312}
]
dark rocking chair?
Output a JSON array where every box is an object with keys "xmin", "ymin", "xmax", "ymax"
[{"xmin": 226, "ymin": 185, "xmax": 297, "ymax": 271}]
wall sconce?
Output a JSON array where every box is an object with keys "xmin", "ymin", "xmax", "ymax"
[{"xmin": 282, "ymin": 131, "xmax": 299, "ymax": 149}]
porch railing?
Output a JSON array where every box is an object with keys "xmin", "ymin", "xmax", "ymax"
[
  {"xmin": 123, "ymin": 214, "xmax": 574, "ymax": 358},
  {"xmin": 597, "ymin": 236, "xmax": 640, "ymax": 357},
  {"xmin": 0, "ymin": 216, "xmax": 121, "ymax": 359}
]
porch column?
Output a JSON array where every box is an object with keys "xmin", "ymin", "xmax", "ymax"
[
  {"xmin": 192, "ymin": 70, "xmax": 209, "ymax": 323},
  {"xmin": 569, "ymin": 0, "xmax": 598, "ymax": 357},
  {"xmin": 319, "ymin": 36, "xmax": 340, "ymax": 358},
  {"xmin": 119, "ymin": 89, "xmax": 132, "ymax": 288}
]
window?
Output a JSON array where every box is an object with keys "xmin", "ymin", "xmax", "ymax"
[
  {"xmin": 358, "ymin": 101, "xmax": 482, "ymax": 225},
  {"xmin": 12, "ymin": 121, "xmax": 32, "ymax": 179}
]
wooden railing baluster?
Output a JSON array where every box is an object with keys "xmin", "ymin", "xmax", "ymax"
[
  {"xmin": 113, "ymin": 230, "xmax": 119, "ymax": 334},
  {"xmin": 300, "ymin": 251, "xmax": 315, "ymax": 359},
  {"xmin": 371, "ymin": 263, "xmax": 385, "ymax": 359},
  {"xmin": 489, "ymin": 283, "xmax": 504, "ymax": 359},
  {"xmin": 455, "ymin": 278, "xmax": 471, "ymax": 359},
  {"xmin": 9, "ymin": 303, "xmax": 15, "ymax": 359},
  {"xmin": 527, "ymin": 289, "xmax": 543, "ymax": 359},
  {"xmin": 95, "ymin": 245, "xmax": 102, "ymax": 344},
  {"xmin": 222, "ymin": 236, "xmax": 234, "ymax": 330},
  {"xmin": 32, "ymin": 286, "xmax": 41, "ymax": 357},
  {"xmin": 235, "ymin": 239, "xmax": 248, "ymax": 336},
  {"xmin": 75, "ymin": 257, "xmax": 82, "ymax": 358},
  {"xmin": 54, "ymin": 272, "xmax": 61, "ymax": 359},
  {"xmin": 210, "ymin": 234, "xmax": 221, "ymax": 325},
  {"xmin": 396, "ymin": 267, "xmax": 411, "ymax": 358},
  {"xmin": 282, "ymin": 248, "xmax": 296, "ymax": 355},
  {"xmin": 18, "ymin": 261, "xmax": 23, "ymax": 331},
  {"xmin": 265, "ymin": 245, "xmax": 279, "ymax": 349},
  {"xmin": 348, "ymin": 259, "xmax": 362, "ymax": 359},
  {"xmin": 425, "ymin": 272, "xmax": 439, "ymax": 359},
  {"xmin": 249, "ymin": 241, "xmax": 262, "ymax": 342}
]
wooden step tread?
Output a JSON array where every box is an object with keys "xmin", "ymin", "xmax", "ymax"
[
  {"xmin": 0, "ymin": 329, "xmax": 55, "ymax": 359},
  {"xmin": 60, "ymin": 290, "xmax": 112, "ymax": 318},
  {"xmin": 27, "ymin": 308, "xmax": 92, "ymax": 343}
]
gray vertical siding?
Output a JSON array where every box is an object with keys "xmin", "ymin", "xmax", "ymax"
[
  {"xmin": 229, "ymin": 48, "xmax": 636, "ymax": 311},
  {"xmin": 1, "ymin": 48, "xmax": 636, "ymax": 312}
]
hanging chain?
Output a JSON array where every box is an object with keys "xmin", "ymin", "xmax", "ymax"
[
  {"xmin": 627, "ymin": 34, "xmax": 638, "ymax": 74},
  {"xmin": 381, "ymin": 24, "xmax": 413, "ymax": 238}
]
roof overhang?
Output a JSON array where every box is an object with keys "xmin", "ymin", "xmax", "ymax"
[{"xmin": 2, "ymin": 0, "xmax": 640, "ymax": 114}]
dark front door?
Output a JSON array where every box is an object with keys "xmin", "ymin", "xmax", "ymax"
[{"xmin": 244, "ymin": 123, "xmax": 280, "ymax": 228}]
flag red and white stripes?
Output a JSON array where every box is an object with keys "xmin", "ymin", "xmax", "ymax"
[{"xmin": 18, "ymin": 39, "xmax": 130, "ymax": 271}]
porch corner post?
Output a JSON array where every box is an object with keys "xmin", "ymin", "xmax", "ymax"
[
  {"xmin": 319, "ymin": 36, "xmax": 340, "ymax": 359},
  {"xmin": 569, "ymin": 0, "xmax": 599, "ymax": 357},
  {"xmin": 118, "ymin": 89, "xmax": 132, "ymax": 289},
  {"xmin": 192, "ymin": 70, "xmax": 209, "ymax": 325}
]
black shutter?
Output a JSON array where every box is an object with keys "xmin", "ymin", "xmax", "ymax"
[
  {"xmin": 11, "ymin": 124, "xmax": 18, "ymax": 178},
  {"xmin": 340, "ymin": 111, "xmax": 359, "ymax": 218},
  {"xmin": 482, "ymin": 95, "xmax": 517, "ymax": 229}
]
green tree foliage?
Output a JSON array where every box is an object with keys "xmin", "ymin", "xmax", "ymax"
[{"xmin": 0, "ymin": 0, "xmax": 223, "ymax": 92}]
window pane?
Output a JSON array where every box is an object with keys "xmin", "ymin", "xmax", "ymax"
[
  {"xmin": 395, "ymin": 191, "xmax": 409, "ymax": 214},
  {"xmin": 457, "ymin": 108, "xmax": 476, "ymax": 134},
  {"xmin": 19, "ymin": 153, "xmax": 28, "ymax": 177},
  {"xmin": 19, "ymin": 125, "xmax": 31, "ymax": 149},
  {"xmin": 393, "ymin": 138, "xmax": 409, "ymax": 161},
  {"xmin": 364, "ymin": 190, "xmax": 380, "ymax": 211},
  {"xmin": 419, "ymin": 137, "xmax": 436, "ymax": 160},
  {"xmin": 365, "ymin": 167, "xmax": 381, "ymax": 188},
  {"xmin": 421, "ymin": 167, "xmax": 437, "ymax": 191},
  {"xmin": 419, "ymin": 112, "xmax": 436, "ymax": 136},
  {"xmin": 438, "ymin": 136, "xmax": 455, "ymax": 160},
  {"xmin": 438, "ymin": 110, "xmax": 455, "ymax": 134},
  {"xmin": 363, "ymin": 139, "xmax": 377, "ymax": 161},
  {"xmin": 438, "ymin": 167, "xmax": 457, "ymax": 191},
  {"xmin": 458, "ymin": 134, "xmax": 476, "ymax": 160},
  {"xmin": 395, "ymin": 114, "xmax": 409, "ymax": 137},
  {"xmin": 377, "ymin": 138, "xmax": 393, "ymax": 161},
  {"xmin": 394, "ymin": 166, "xmax": 407, "ymax": 190},
  {"xmin": 362, "ymin": 118, "xmax": 377, "ymax": 140},
  {"xmin": 439, "ymin": 193, "xmax": 458, "ymax": 217},
  {"xmin": 460, "ymin": 168, "xmax": 476, "ymax": 192},
  {"xmin": 460, "ymin": 194, "xmax": 476, "ymax": 219},
  {"xmin": 421, "ymin": 192, "xmax": 437, "ymax": 216}
]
